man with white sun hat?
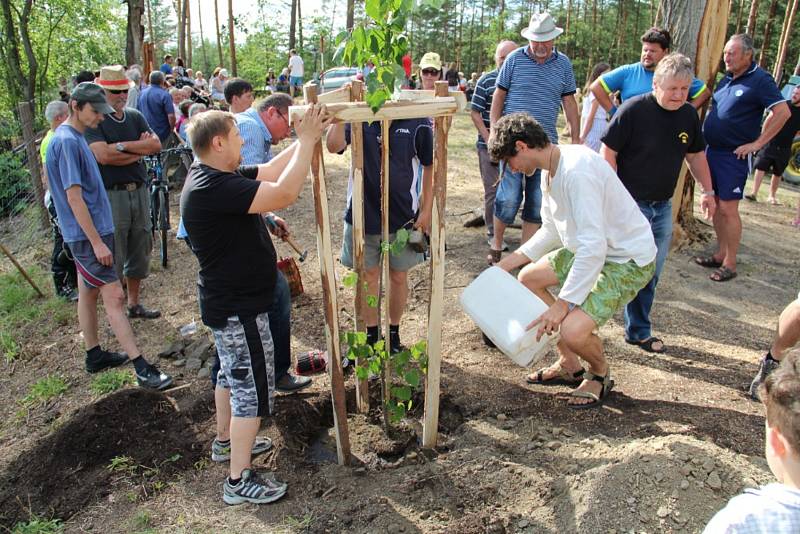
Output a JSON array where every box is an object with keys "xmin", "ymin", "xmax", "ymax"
[{"xmin": 487, "ymin": 11, "xmax": 580, "ymax": 266}]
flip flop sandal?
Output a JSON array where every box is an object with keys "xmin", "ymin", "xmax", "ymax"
[
  {"xmin": 487, "ymin": 248, "xmax": 502, "ymax": 266},
  {"xmin": 567, "ymin": 370, "xmax": 614, "ymax": 410},
  {"xmin": 526, "ymin": 365, "xmax": 585, "ymax": 386},
  {"xmin": 625, "ymin": 336, "xmax": 666, "ymax": 354},
  {"xmin": 694, "ymin": 255, "xmax": 722, "ymax": 268},
  {"xmin": 710, "ymin": 266, "xmax": 737, "ymax": 282}
]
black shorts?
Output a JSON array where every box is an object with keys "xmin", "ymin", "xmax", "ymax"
[{"xmin": 754, "ymin": 150, "xmax": 790, "ymax": 176}]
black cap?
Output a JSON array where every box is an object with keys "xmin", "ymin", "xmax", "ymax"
[{"xmin": 70, "ymin": 82, "xmax": 114, "ymax": 114}]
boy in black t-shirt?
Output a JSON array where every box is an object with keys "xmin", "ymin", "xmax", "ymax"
[
  {"xmin": 180, "ymin": 106, "xmax": 329, "ymax": 505},
  {"xmin": 600, "ymin": 54, "xmax": 716, "ymax": 356}
]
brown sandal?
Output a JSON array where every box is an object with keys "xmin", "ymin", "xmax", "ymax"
[
  {"xmin": 526, "ymin": 365, "xmax": 585, "ymax": 386},
  {"xmin": 487, "ymin": 248, "xmax": 502, "ymax": 266}
]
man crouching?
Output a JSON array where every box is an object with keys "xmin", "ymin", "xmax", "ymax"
[
  {"xmin": 181, "ymin": 106, "xmax": 330, "ymax": 504},
  {"xmin": 490, "ymin": 113, "xmax": 657, "ymax": 409}
]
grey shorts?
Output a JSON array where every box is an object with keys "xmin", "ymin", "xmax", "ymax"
[
  {"xmin": 70, "ymin": 234, "xmax": 119, "ymax": 288},
  {"xmin": 341, "ymin": 222, "xmax": 425, "ymax": 272},
  {"xmin": 212, "ymin": 312, "xmax": 275, "ymax": 418},
  {"xmin": 107, "ymin": 185, "xmax": 152, "ymax": 280}
]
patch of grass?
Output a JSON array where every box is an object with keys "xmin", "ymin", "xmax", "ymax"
[
  {"xmin": 90, "ymin": 369, "xmax": 135, "ymax": 395},
  {"xmin": 1, "ymin": 331, "xmax": 19, "ymax": 363},
  {"xmin": 12, "ymin": 515, "xmax": 63, "ymax": 534},
  {"xmin": 107, "ymin": 455, "xmax": 137, "ymax": 474},
  {"xmin": 282, "ymin": 514, "xmax": 315, "ymax": 531},
  {"xmin": 132, "ymin": 510, "xmax": 151, "ymax": 529},
  {"xmin": 22, "ymin": 375, "xmax": 68, "ymax": 406}
]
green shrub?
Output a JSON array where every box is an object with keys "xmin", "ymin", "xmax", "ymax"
[{"xmin": 12, "ymin": 515, "xmax": 63, "ymax": 534}]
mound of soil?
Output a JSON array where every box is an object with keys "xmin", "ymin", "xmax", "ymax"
[{"xmin": 0, "ymin": 389, "xmax": 204, "ymax": 528}]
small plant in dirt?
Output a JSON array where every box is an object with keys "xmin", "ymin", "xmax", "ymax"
[
  {"xmin": 131, "ymin": 510, "xmax": 151, "ymax": 529},
  {"xmin": 342, "ymin": 229, "xmax": 428, "ymax": 426},
  {"xmin": 2, "ymin": 331, "xmax": 19, "ymax": 363},
  {"xmin": 11, "ymin": 515, "xmax": 63, "ymax": 534},
  {"xmin": 22, "ymin": 375, "xmax": 68, "ymax": 407},
  {"xmin": 90, "ymin": 369, "xmax": 135, "ymax": 395}
]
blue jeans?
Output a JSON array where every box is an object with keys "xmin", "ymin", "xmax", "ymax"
[
  {"xmin": 493, "ymin": 164, "xmax": 542, "ymax": 224},
  {"xmin": 624, "ymin": 200, "xmax": 672, "ymax": 342},
  {"xmin": 211, "ymin": 270, "xmax": 291, "ymax": 387}
]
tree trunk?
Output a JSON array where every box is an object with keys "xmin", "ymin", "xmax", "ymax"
[
  {"xmin": 565, "ymin": 0, "xmax": 573, "ymax": 57},
  {"xmin": 298, "ymin": 0, "xmax": 303, "ymax": 51},
  {"xmin": 0, "ymin": 0, "xmax": 28, "ymax": 103},
  {"xmin": 146, "ymin": 0, "xmax": 155, "ymax": 47},
  {"xmin": 198, "ymin": 0, "xmax": 209, "ymax": 73},
  {"xmin": 126, "ymin": 0, "xmax": 145, "ymax": 67},
  {"xmin": 498, "ymin": 0, "xmax": 505, "ymax": 33},
  {"xmin": 346, "ymin": 0, "xmax": 355, "ymax": 31},
  {"xmin": 660, "ymin": 0, "xmax": 729, "ymax": 244},
  {"xmin": 185, "ymin": 0, "xmax": 192, "ymax": 68},
  {"xmin": 289, "ymin": 0, "xmax": 297, "ymax": 51},
  {"xmin": 758, "ymin": 0, "xmax": 778, "ymax": 66},
  {"xmin": 175, "ymin": 0, "xmax": 184, "ymax": 59},
  {"xmin": 735, "ymin": 0, "xmax": 746, "ymax": 33},
  {"xmin": 214, "ymin": 0, "xmax": 223, "ymax": 66},
  {"xmin": 227, "ymin": 0, "xmax": 236, "ymax": 75},
  {"xmin": 773, "ymin": 0, "xmax": 798, "ymax": 82},
  {"xmin": 746, "ymin": 0, "xmax": 759, "ymax": 35}
]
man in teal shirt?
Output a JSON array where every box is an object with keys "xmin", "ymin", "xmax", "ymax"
[{"xmin": 590, "ymin": 27, "xmax": 709, "ymax": 114}]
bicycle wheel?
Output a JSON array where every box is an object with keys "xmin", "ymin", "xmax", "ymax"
[{"xmin": 158, "ymin": 189, "xmax": 169, "ymax": 268}]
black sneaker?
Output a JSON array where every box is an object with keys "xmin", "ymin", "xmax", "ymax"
[
  {"xmin": 136, "ymin": 364, "xmax": 173, "ymax": 390},
  {"xmin": 275, "ymin": 373, "xmax": 312, "ymax": 393},
  {"xmin": 85, "ymin": 350, "xmax": 129, "ymax": 374},
  {"xmin": 748, "ymin": 356, "xmax": 780, "ymax": 401},
  {"xmin": 127, "ymin": 304, "xmax": 161, "ymax": 319},
  {"xmin": 222, "ymin": 468, "xmax": 287, "ymax": 505}
]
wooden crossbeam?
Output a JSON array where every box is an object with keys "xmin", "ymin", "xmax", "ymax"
[
  {"xmin": 422, "ymin": 82, "xmax": 451, "ymax": 449},
  {"xmin": 315, "ymin": 85, "xmax": 351, "ymax": 104},
  {"xmin": 304, "ymin": 83, "xmax": 351, "ymax": 466},
  {"xmin": 288, "ymin": 98, "xmax": 458, "ymax": 124},
  {"xmin": 397, "ymin": 89, "xmax": 468, "ymax": 112}
]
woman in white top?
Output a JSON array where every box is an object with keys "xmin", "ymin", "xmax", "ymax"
[
  {"xmin": 580, "ymin": 63, "xmax": 611, "ymax": 153},
  {"xmin": 194, "ymin": 71, "xmax": 209, "ymax": 93},
  {"xmin": 210, "ymin": 67, "xmax": 227, "ymax": 102}
]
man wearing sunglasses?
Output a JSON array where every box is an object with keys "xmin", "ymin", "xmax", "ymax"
[{"xmin": 85, "ymin": 65, "xmax": 163, "ymax": 320}]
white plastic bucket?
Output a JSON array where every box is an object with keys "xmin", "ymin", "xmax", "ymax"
[{"xmin": 460, "ymin": 266, "xmax": 559, "ymax": 368}]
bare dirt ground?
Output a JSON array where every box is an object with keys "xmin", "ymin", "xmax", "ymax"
[{"xmin": 1, "ymin": 113, "xmax": 798, "ymax": 533}]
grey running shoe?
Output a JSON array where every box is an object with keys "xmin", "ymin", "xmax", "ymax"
[
  {"xmin": 748, "ymin": 356, "xmax": 780, "ymax": 401},
  {"xmin": 136, "ymin": 364, "xmax": 173, "ymax": 390},
  {"xmin": 276, "ymin": 373, "xmax": 312, "ymax": 393},
  {"xmin": 223, "ymin": 469, "xmax": 287, "ymax": 505},
  {"xmin": 212, "ymin": 436, "xmax": 273, "ymax": 462},
  {"xmin": 85, "ymin": 350, "xmax": 128, "ymax": 374}
]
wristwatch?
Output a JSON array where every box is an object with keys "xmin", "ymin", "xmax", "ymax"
[
  {"xmin": 701, "ymin": 190, "xmax": 715, "ymax": 196},
  {"xmin": 115, "ymin": 142, "xmax": 125, "ymax": 152}
]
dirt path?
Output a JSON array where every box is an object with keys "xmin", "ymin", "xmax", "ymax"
[{"xmin": 1, "ymin": 113, "xmax": 798, "ymax": 533}]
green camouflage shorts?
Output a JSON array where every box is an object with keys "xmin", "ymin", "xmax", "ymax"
[{"xmin": 545, "ymin": 248, "xmax": 655, "ymax": 327}]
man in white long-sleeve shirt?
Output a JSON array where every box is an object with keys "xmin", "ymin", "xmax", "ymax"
[{"xmin": 490, "ymin": 113, "xmax": 657, "ymax": 409}]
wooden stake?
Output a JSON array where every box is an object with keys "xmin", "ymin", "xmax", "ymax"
[
  {"xmin": 304, "ymin": 83, "xmax": 351, "ymax": 465},
  {"xmin": 381, "ymin": 118, "xmax": 392, "ymax": 426},
  {"xmin": 422, "ymin": 82, "xmax": 451, "ymax": 449},
  {"xmin": 0, "ymin": 241, "xmax": 44, "ymax": 297},
  {"xmin": 350, "ymin": 80, "xmax": 369, "ymax": 414},
  {"xmin": 288, "ymin": 98, "xmax": 459, "ymax": 124},
  {"xmin": 397, "ymin": 89, "xmax": 468, "ymax": 111}
]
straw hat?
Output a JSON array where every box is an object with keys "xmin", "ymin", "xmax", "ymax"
[
  {"xmin": 521, "ymin": 12, "xmax": 564, "ymax": 42},
  {"xmin": 95, "ymin": 65, "xmax": 135, "ymax": 89}
]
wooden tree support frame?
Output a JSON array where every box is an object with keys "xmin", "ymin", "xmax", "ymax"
[
  {"xmin": 304, "ymin": 83, "xmax": 352, "ymax": 466},
  {"xmin": 304, "ymin": 80, "xmax": 455, "ymax": 460},
  {"xmin": 0, "ymin": 241, "xmax": 44, "ymax": 297}
]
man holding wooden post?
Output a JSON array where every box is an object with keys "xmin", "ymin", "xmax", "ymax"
[
  {"xmin": 326, "ymin": 95, "xmax": 435, "ymax": 354},
  {"xmin": 180, "ymin": 105, "xmax": 330, "ymax": 505}
]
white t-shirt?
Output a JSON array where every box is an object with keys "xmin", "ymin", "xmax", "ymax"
[
  {"xmin": 289, "ymin": 55, "xmax": 304, "ymax": 77},
  {"xmin": 517, "ymin": 145, "xmax": 657, "ymax": 305}
]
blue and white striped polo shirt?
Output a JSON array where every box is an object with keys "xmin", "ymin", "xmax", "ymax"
[
  {"xmin": 471, "ymin": 69, "xmax": 498, "ymax": 149},
  {"xmin": 496, "ymin": 46, "xmax": 577, "ymax": 144}
]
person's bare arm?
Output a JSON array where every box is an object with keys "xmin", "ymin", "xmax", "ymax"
[
  {"xmin": 734, "ymin": 101, "xmax": 791, "ymax": 158},
  {"xmin": 325, "ymin": 122, "xmax": 347, "ymax": 154},
  {"xmin": 65, "ymin": 185, "xmax": 112, "ymax": 265},
  {"xmin": 89, "ymin": 142, "xmax": 147, "ymax": 166},
  {"xmin": 497, "ymin": 249, "xmax": 531, "ymax": 272},
  {"xmin": 685, "ymin": 150, "xmax": 716, "ymax": 220},
  {"xmin": 590, "ymin": 79, "xmax": 615, "ymax": 113},
  {"xmin": 579, "ymin": 98, "xmax": 600, "ymax": 143},
  {"xmin": 489, "ymin": 87, "xmax": 507, "ymax": 130},
  {"xmin": 253, "ymin": 141, "xmax": 299, "ymax": 183},
  {"xmin": 600, "ymin": 144, "xmax": 618, "ymax": 171},
  {"xmin": 562, "ymin": 94, "xmax": 580, "ymax": 144},
  {"xmin": 248, "ymin": 104, "xmax": 331, "ymax": 213},
  {"xmin": 689, "ymin": 88, "xmax": 711, "ymax": 109},
  {"xmin": 167, "ymin": 113, "xmax": 176, "ymax": 130},
  {"xmin": 121, "ymin": 131, "xmax": 162, "ymax": 155},
  {"xmin": 470, "ymin": 109, "xmax": 490, "ymax": 144}
]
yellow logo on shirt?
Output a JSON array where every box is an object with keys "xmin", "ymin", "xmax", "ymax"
[{"xmin": 678, "ymin": 132, "xmax": 689, "ymax": 144}]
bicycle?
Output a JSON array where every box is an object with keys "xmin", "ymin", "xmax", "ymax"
[{"xmin": 143, "ymin": 146, "xmax": 193, "ymax": 268}]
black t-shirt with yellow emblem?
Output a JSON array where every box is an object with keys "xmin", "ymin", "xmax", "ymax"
[{"xmin": 602, "ymin": 93, "xmax": 705, "ymax": 201}]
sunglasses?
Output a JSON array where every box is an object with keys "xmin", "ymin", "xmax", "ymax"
[
  {"xmin": 421, "ymin": 69, "xmax": 440, "ymax": 76},
  {"xmin": 108, "ymin": 89, "xmax": 129, "ymax": 95}
]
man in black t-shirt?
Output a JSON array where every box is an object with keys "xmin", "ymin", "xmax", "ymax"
[
  {"xmin": 601, "ymin": 54, "xmax": 716, "ymax": 355},
  {"xmin": 86, "ymin": 65, "xmax": 163, "ymax": 319},
  {"xmin": 180, "ymin": 106, "xmax": 329, "ymax": 506},
  {"xmin": 746, "ymin": 85, "xmax": 800, "ymax": 204}
]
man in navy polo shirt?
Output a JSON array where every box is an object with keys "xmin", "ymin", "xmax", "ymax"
[
  {"xmin": 327, "ymin": 115, "xmax": 434, "ymax": 354},
  {"xmin": 590, "ymin": 27, "xmax": 710, "ymax": 113},
  {"xmin": 138, "ymin": 71, "xmax": 176, "ymax": 143},
  {"xmin": 488, "ymin": 11, "xmax": 579, "ymax": 265},
  {"xmin": 698, "ymin": 34, "xmax": 790, "ymax": 282}
]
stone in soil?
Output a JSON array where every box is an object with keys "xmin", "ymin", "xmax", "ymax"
[
  {"xmin": 157, "ymin": 340, "xmax": 184, "ymax": 359},
  {"xmin": 186, "ymin": 357, "xmax": 203, "ymax": 371},
  {"xmin": 184, "ymin": 337, "xmax": 214, "ymax": 362},
  {"xmin": 707, "ymin": 471, "xmax": 723, "ymax": 490}
]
